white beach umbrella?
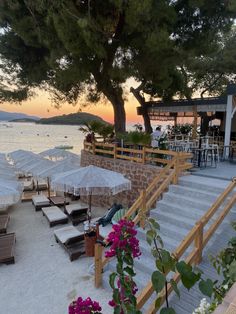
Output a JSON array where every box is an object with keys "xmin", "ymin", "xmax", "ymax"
[
  {"xmin": 0, "ymin": 179, "xmax": 23, "ymax": 206},
  {"xmin": 37, "ymin": 159, "xmax": 79, "ymax": 179},
  {"xmin": 22, "ymin": 158, "xmax": 54, "ymax": 175},
  {"xmin": 51, "ymin": 165, "xmax": 131, "ymax": 220},
  {"xmin": 39, "ymin": 148, "xmax": 79, "ymax": 161}
]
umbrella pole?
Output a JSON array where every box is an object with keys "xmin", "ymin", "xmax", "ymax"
[
  {"xmin": 88, "ymin": 193, "xmax": 92, "ymax": 224},
  {"xmin": 64, "ymin": 184, "xmax": 66, "ymax": 209},
  {"xmin": 47, "ymin": 177, "xmax": 51, "ymax": 199},
  {"xmin": 37, "ymin": 180, "xmax": 39, "ymax": 195}
]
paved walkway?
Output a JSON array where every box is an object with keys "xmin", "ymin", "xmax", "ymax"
[{"xmin": 192, "ymin": 161, "xmax": 236, "ymax": 181}]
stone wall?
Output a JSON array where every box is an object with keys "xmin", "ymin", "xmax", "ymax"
[{"xmin": 80, "ymin": 149, "xmax": 162, "ymax": 208}]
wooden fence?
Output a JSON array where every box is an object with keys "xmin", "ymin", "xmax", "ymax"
[
  {"xmin": 136, "ymin": 177, "xmax": 236, "ymax": 313},
  {"xmin": 94, "ymin": 151, "xmax": 192, "ymax": 288},
  {"xmin": 84, "ymin": 141, "xmax": 193, "ymax": 169}
]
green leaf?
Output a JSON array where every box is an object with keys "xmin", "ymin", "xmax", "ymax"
[
  {"xmin": 113, "ymin": 289, "xmax": 120, "ymax": 304},
  {"xmin": 229, "ymin": 260, "xmax": 236, "ymax": 281},
  {"xmin": 124, "ymin": 254, "xmax": 134, "ymax": 266},
  {"xmin": 146, "ymin": 229, "xmax": 156, "ymax": 246},
  {"xmin": 155, "ymin": 297, "xmax": 162, "ymax": 309},
  {"xmin": 109, "ymin": 273, "xmax": 117, "ymax": 289},
  {"xmin": 152, "ymin": 271, "xmax": 166, "ymax": 293},
  {"xmin": 114, "ymin": 305, "xmax": 121, "ymax": 314},
  {"xmin": 148, "ymin": 218, "xmax": 160, "ymax": 230},
  {"xmin": 160, "ymin": 308, "xmax": 176, "ymax": 314},
  {"xmin": 170, "ymin": 279, "xmax": 180, "ymax": 298},
  {"xmin": 161, "ymin": 250, "xmax": 176, "ymax": 271},
  {"xmin": 199, "ymin": 279, "xmax": 214, "ymax": 298},
  {"xmin": 124, "ymin": 266, "xmax": 136, "ymax": 276},
  {"xmin": 176, "ymin": 261, "xmax": 192, "ymax": 275}
]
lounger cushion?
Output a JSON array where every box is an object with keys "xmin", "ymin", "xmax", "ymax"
[
  {"xmin": 42, "ymin": 206, "xmax": 67, "ymax": 223},
  {"xmin": 54, "ymin": 226, "xmax": 83, "ymax": 244},
  {"xmin": 23, "ymin": 180, "xmax": 34, "ymax": 191},
  {"xmin": 32, "ymin": 195, "xmax": 50, "ymax": 206},
  {"xmin": 65, "ymin": 203, "xmax": 88, "ymax": 215}
]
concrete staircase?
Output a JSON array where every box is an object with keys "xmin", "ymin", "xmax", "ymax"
[{"xmin": 102, "ymin": 175, "xmax": 236, "ymax": 313}]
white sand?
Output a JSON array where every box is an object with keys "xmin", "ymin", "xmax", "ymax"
[{"xmin": 0, "ymin": 201, "xmax": 112, "ymax": 314}]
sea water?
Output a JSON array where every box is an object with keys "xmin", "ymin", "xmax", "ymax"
[
  {"xmin": 0, "ymin": 121, "xmax": 171, "ymax": 154},
  {"xmin": 0, "ymin": 122, "xmax": 85, "ymax": 154}
]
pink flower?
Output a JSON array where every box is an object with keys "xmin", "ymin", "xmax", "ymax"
[
  {"xmin": 105, "ymin": 219, "xmax": 141, "ymax": 259},
  {"xmin": 69, "ymin": 297, "xmax": 102, "ymax": 314}
]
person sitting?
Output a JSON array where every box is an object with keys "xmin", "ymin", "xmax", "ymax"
[
  {"xmin": 151, "ymin": 126, "xmax": 162, "ymax": 148},
  {"xmin": 97, "ymin": 203, "xmax": 123, "ymax": 227}
]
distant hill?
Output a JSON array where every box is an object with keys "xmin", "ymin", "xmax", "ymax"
[
  {"xmin": 37, "ymin": 112, "xmax": 108, "ymax": 125},
  {"xmin": 10, "ymin": 118, "xmax": 37, "ymax": 123},
  {"xmin": 0, "ymin": 110, "xmax": 40, "ymax": 121}
]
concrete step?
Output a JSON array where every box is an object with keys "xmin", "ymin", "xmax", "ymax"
[
  {"xmin": 162, "ymin": 192, "xmax": 212, "ymax": 211},
  {"xmin": 179, "ymin": 176, "xmax": 228, "ymax": 194},
  {"xmin": 150, "ymin": 208, "xmax": 195, "ymax": 230},
  {"xmin": 156, "ymin": 200, "xmax": 206, "ymax": 220},
  {"xmin": 169, "ymin": 184, "xmax": 219, "ymax": 203}
]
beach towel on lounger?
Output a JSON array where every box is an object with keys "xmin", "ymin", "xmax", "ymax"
[{"xmin": 97, "ymin": 203, "xmax": 122, "ymax": 227}]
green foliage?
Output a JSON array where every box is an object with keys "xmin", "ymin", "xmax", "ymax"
[
  {"xmin": 117, "ymin": 131, "xmax": 151, "ymax": 146},
  {"xmin": 167, "ymin": 124, "xmax": 193, "ymax": 136},
  {"xmin": 210, "ymin": 221, "xmax": 236, "ymax": 303},
  {"xmin": 0, "ymin": 1, "xmax": 235, "ymax": 133},
  {"xmin": 146, "ymin": 217, "xmax": 214, "ymax": 312},
  {"xmin": 79, "ymin": 120, "xmax": 114, "ymax": 141}
]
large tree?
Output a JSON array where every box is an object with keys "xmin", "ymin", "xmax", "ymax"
[{"xmin": 0, "ymin": 1, "xmax": 235, "ymax": 132}]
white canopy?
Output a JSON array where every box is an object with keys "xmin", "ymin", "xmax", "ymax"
[
  {"xmin": 0, "ymin": 179, "xmax": 23, "ymax": 206},
  {"xmin": 39, "ymin": 148, "xmax": 80, "ymax": 161},
  {"xmin": 51, "ymin": 165, "xmax": 131, "ymax": 196},
  {"xmin": 36, "ymin": 158, "xmax": 79, "ymax": 179}
]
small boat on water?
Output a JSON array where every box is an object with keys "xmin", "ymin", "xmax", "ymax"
[{"xmin": 54, "ymin": 145, "xmax": 73, "ymax": 150}]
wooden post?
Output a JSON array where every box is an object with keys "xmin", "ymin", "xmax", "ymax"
[
  {"xmin": 193, "ymin": 106, "xmax": 198, "ymax": 140},
  {"xmin": 92, "ymin": 142, "xmax": 95, "ymax": 155},
  {"xmin": 114, "ymin": 143, "xmax": 117, "ymax": 159},
  {"xmin": 94, "ymin": 243, "xmax": 103, "ymax": 288},
  {"xmin": 140, "ymin": 190, "xmax": 147, "ymax": 229},
  {"xmin": 173, "ymin": 156, "xmax": 179, "ymax": 184},
  {"xmin": 142, "ymin": 146, "xmax": 146, "ymax": 164},
  {"xmin": 47, "ymin": 177, "xmax": 51, "ymax": 199},
  {"xmin": 194, "ymin": 221, "xmax": 203, "ymax": 264}
]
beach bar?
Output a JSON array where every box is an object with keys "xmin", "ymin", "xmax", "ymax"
[{"xmin": 137, "ymin": 84, "xmax": 236, "ymax": 157}]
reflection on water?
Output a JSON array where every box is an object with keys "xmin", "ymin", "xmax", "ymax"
[{"xmin": 0, "ymin": 122, "xmax": 85, "ymax": 154}]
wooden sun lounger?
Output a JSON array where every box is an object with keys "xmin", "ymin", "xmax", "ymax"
[
  {"xmin": 54, "ymin": 226, "xmax": 85, "ymax": 261},
  {"xmin": 49, "ymin": 196, "xmax": 69, "ymax": 206},
  {"xmin": 42, "ymin": 206, "xmax": 68, "ymax": 227},
  {"xmin": 0, "ymin": 233, "xmax": 15, "ymax": 264},
  {"xmin": 64, "ymin": 204, "xmax": 88, "ymax": 226},
  {"xmin": 0, "ymin": 214, "xmax": 10, "ymax": 234},
  {"xmin": 32, "ymin": 195, "xmax": 51, "ymax": 211}
]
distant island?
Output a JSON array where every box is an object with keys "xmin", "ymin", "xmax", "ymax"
[
  {"xmin": 0, "ymin": 110, "xmax": 39, "ymax": 121},
  {"xmin": 10, "ymin": 118, "xmax": 38, "ymax": 123},
  {"xmin": 36, "ymin": 112, "xmax": 108, "ymax": 125}
]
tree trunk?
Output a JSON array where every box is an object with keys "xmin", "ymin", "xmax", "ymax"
[
  {"xmin": 200, "ymin": 113, "xmax": 211, "ymax": 135},
  {"xmin": 130, "ymin": 86, "xmax": 153, "ymax": 134},
  {"xmin": 102, "ymin": 85, "xmax": 126, "ymax": 133},
  {"xmin": 93, "ymin": 71, "xmax": 126, "ymax": 133}
]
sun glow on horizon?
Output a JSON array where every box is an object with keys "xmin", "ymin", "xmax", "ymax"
[{"xmin": 0, "ymin": 89, "xmax": 142, "ymax": 124}]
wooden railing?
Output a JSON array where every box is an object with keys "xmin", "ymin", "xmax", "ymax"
[
  {"xmin": 137, "ymin": 177, "xmax": 236, "ymax": 314},
  {"xmin": 84, "ymin": 141, "xmax": 193, "ymax": 169},
  {"xmin": 94, "ymin": 152, "xmax": 192, "ymax": 288}
]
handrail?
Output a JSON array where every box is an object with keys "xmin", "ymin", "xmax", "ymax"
[
  {"xmin": 137, "ymin": 178, "xmax": 236, "ymax": 313},
  {"xmin": 84, "ymin": 140, "xmax": 192, "ymax": 167},
  {"xmin": 93, "ymin": 146, "xmax": 192, "ymax": 289}
]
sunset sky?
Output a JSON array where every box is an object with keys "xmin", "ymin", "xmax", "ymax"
[{"xmin": 0, "ymin": 79, "xmax": 143, "ymax": 124}]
